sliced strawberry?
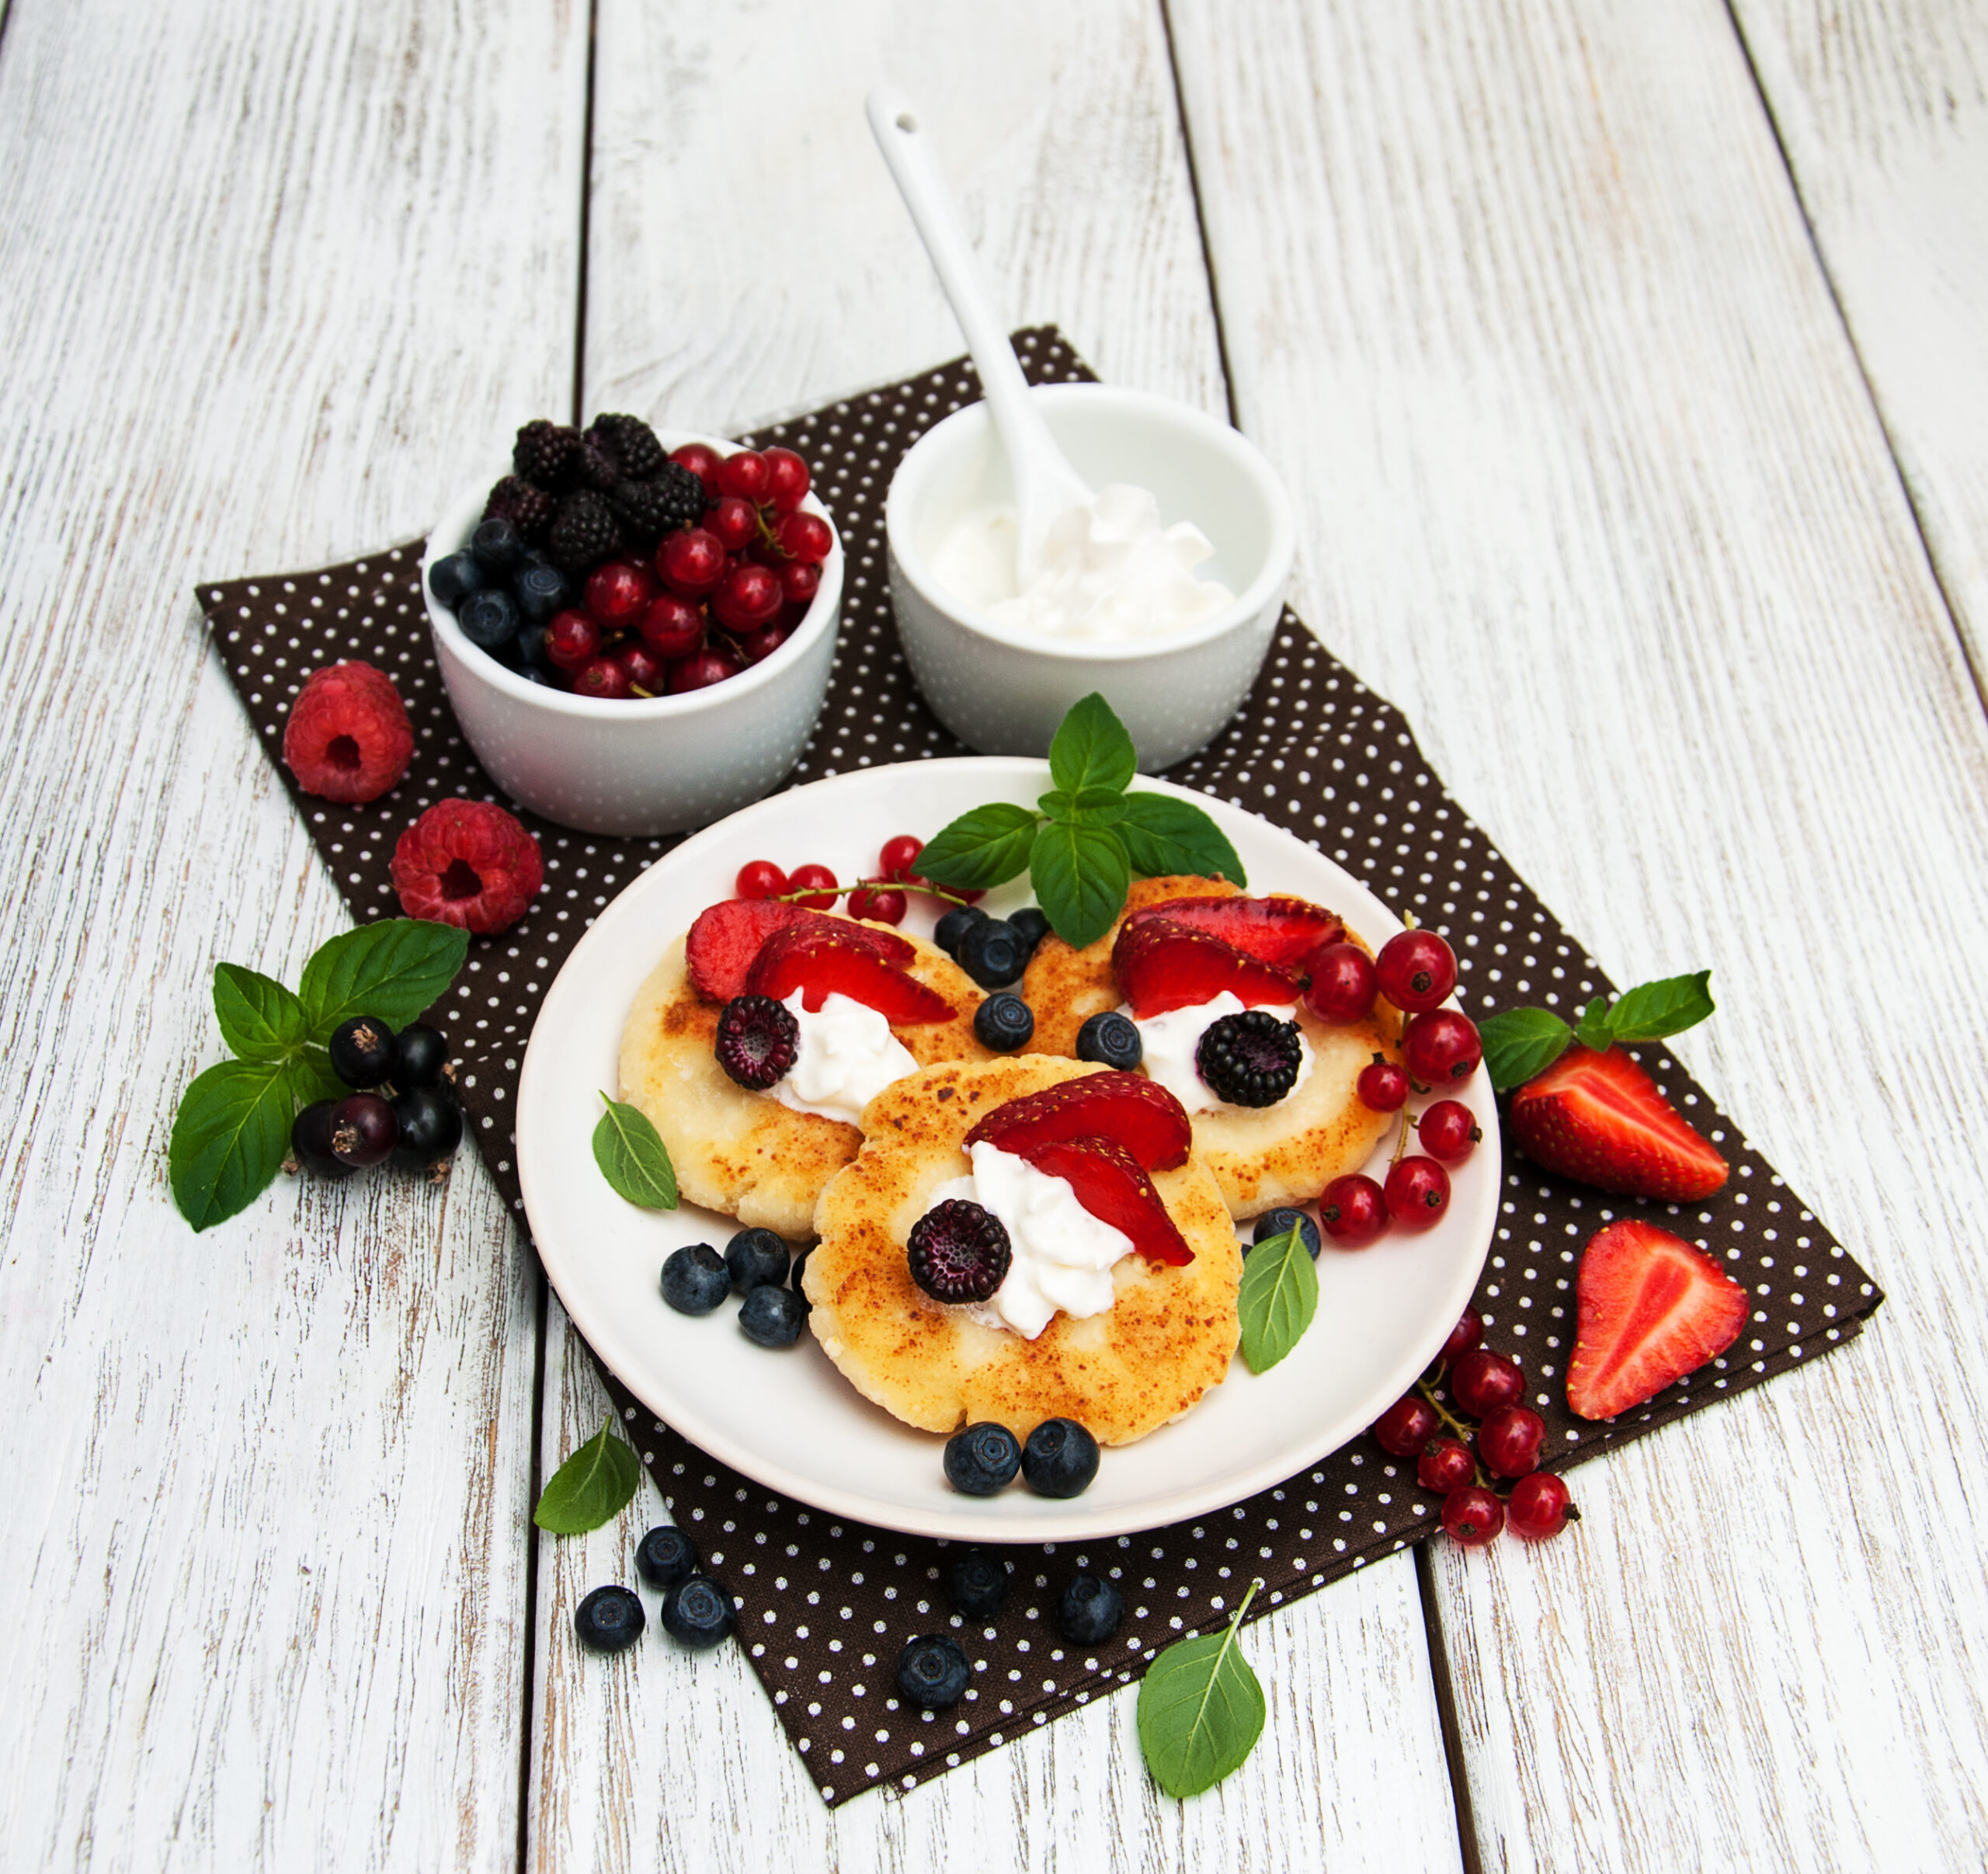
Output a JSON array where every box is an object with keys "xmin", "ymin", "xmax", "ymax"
[
  {"xmin": 1566, "ymin": 1220, "xmax": 1748, "ymax": 1418},
  {"xmin": 1111, "ymin": 916, "xmax": 1304, "ymax": 1020},
  {"xmin": 685, "ymin": 899, "xmax": 913, "ymax": 1001},
  {"xmin": 1508, "ymin": 1045, "xmax": 1729, "ymax": 1201},
  {"xmin": 964, "ymin": 1073, "xmax": 1192, "ymax": 1172},
  {"xmin": 744, "ymin": 927, "xmax": 953, "ymax": 1024},
  {"xmin": 1128, "ymin": 895, "xmax": 1344, "ymax": 968},
  {"xmin": 1015, "ymin": 1135, "xmax": 1194, "ymax": 1267}
]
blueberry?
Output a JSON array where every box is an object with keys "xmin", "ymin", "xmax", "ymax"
[
  {"xmin": 328, "ymin": 1015, "xmax": 397, "ymax": 1089},
  {"xmin": 458, "ymin": 585, "xmax": 520, "ymax": 651},
  {"xmin": 933, "ymin": 904, "xmax": 989, "ymax": 958},
  {"xmin": 515, "ymin": 664, "xmax": 554, "ymax": 686},
  {"xmin": 739, "ymin": 1284, "xmax": 806, "ymax": 1347},
  {"xmin": 392, "ymin": 1022, "xmax": 450, "ymax": 1087},
  {"xmin": 513, "ymin": 623, "xmax": 550, "ymax": 672},
  {"xmin": 1057, "ymin": 1573, "xmax": 1124, "ymax": 1646},
  {"xmin": 946, "ymin": 1549, "xmax": 1010, "ymax": 1621},
  {"xmin": 573, "ymin": 1584, "xmax": 645, "ymax": 1653},
  {"xmin": 1021, "ymin": 1418, "xmax": 1100, "ymax": 1498},
  {"xmin": 944, "ymin": 1421, "xmax": 1022, "ymax": 1496},
  {"xmin": 470, "ymin": 516, "xmax": 527, "ymax": 572},
  {"xmin": 661, "ymin": 1243, "xmax": 730, "ymax": 1315},
  {"xmin": 391, "ymin": 1085, "xmax": 463, "ymax": 1171},
  {"xmin": 1009, "ymin": 906, "xmax": 1051, "ymax": 954},
  {"xmin": 958, "ymin": 919, "xmax": 1027, "ymax": 988},
  {"xmin": 973, "ymin": 992, "xmax": 1034, "ymax": 1052},
  {"xmin": 515, "ymin": 560, "xmax": 570, "ymax": 624},
  {"xmin": 636, "ymin": 1525, "xmax": 698, "ymax": 1591},
  {"xmin": 725, "ymin": 1226, "xmax": 790, "ymax": 1295},
  {"xmin": 895, "ymin": 1634, "xmax": 971, "ymax": 1709},
  {"xmin": 427, "ymin": 549, "xmax": 484, "ymax": 610},
  {"xmin": 1075, "ymin": 1010, "xmax": 1142, "ymax": 1072},
  {"xmin": 1251, "ymin": 1206, "xmax": 1322, "ymax": 1260},
  {"xmin": 790, "ymin": 1246, "xmax": 813, "ymax": 1309},
  {"xmin": 661, "ymin": 1574, "xmax": 735, "ymax": 1649}
]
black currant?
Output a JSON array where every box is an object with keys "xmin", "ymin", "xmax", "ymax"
[
  {"xmin": 291, "ymin": 1100, "xmax": 350, "ymax": 1178},
  {"xmin": 391, "ymin": 1086, "xmax": 463, "ymax": 1172},
  {"xmin": 392, "ymin": 1022, "xmax": 450, "ymax": 1088},
  {"xmin": 328, "ymin": 1016, "xmax": 398, "ymax": 1089},
  {"xmin": 329, "ymin": 1093, "xmax": 399, "ymax": 1169}
]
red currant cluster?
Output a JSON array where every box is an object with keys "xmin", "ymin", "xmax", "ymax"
[
  {"xmin": 733, "ymin": 833, "xmax": 980, "ymax": 924},
  {"xmin": 1373, "ymin": 1312, "xmax": 1577, "ymax": 1545},
  {"xmin": 547, "ymin": 446, "xmax": 832, "ymax": 700}
]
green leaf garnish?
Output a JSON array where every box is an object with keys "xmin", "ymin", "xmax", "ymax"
[
  {"xmin": 1481, "ymin": 970, "xmax": 1717, "ymax": 1090},
  {"xmin": 532, "ymin": 1417, "xmax": 645, "ymax": 1534},
  {"xmin": 1477, "ymin": 1008, "xmax": 1573, "ymax": 1090},
  {"xmin": 298, "ymin": 917, "xmax": 471, "ymax": 1038},
  {"xmin": 914, "ymin": 802, "xmax": 1041, "ymax": 892},
  {"xmin": 593, "ymin": 1094, "xmax": 678, "ymax": 1209},
  {"xmin": 1030, "ymin": 818, "xmax": 1131, "ymax": 950},
  {"xmin": 1604, "ymin": 971, "xmax": 1715, "ymax": 1043},
  {"xmin": 1047, "ymin": 691, "xmax": 1138, "ymax": 796},
  {"xmin": 1236, "ymin": 1225, "xmax": 1319, "ymax": 1373},
  {"xmin": 1137, "ymin": 1580, "xmax": 1267, "ymax": 1798},
  {"xmin": 212, "ymin": 964, "xmax": 309, "ymax": 1062},
  {"xmin": 168, "ymin": 1059, "xmax": 297, "ymax": 1233},
  {"xmin": 1114, "ymin": 791, "xmax": 1246, "ymax": 886},
  {"xmin": 1573, "ymin": 995, "xmax": 1614, "ymax": 1055}
]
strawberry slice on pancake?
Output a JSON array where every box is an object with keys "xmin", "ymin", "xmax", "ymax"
[
  {"xmin": 1127, "ymin": 894, "xmax": 1344, "ymax": 968},
  {"xmin": 686, "ymin": 898, "xmax": 914, "ymax": 1001},
  {"xmin": 744, "ymin": 926, "xmax": 954, "ymax": 1024},
  {"xmin": 1111, "ymin": 916, "xmax": 1305, "ymax": 1020},
  {"xmin": 964, "ymin": 1070, "xmax": 1192, "ymax": 1172},
  {"xmin": 1012, "ymin": 1134, "xmax": 1194, "ymax": 1267}
]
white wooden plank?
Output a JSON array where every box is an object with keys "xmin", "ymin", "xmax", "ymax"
[
  {"xmin": 0, "ymin": 0, "xmax": 587, "ymax": 1866},
  {"xmin": 1169, "ymin": 0, "xmax": 1988, "ymax": 1866}
]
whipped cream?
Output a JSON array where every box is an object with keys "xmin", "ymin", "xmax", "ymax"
[
  {"xmin": 1131, "ymin": 993, "xmax": 1315, "ymax": 1115},
  {"xmin": 930, "ymin": 483, "xmax": 1234, "ymax": 641},
  {"xmin": 930, "ymin": 1141, "xmax": 1133, "ymax": 1340},
  {"xmin": 766, "ymin": 991, "xmax": 916, "ymax": 1125}
]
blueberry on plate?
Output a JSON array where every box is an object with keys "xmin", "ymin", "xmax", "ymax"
[
  {"xmin": 973, "ymin": 992, "xmax": 1034, "ymax": 1052},
  {"xmin": 946, "ymin": 1549, "xmax": 1010, "ymax": 1622},
  {"xmin": 427, "ymin": 549, "xmax": 484, "ymax": 610},
  {"xmin": 574, "ymin": 1584, "xmax": 645, "ymax": 1653},
  {"xmin": 739, "ymin": 1283, "xmax": 806, "ymax": 1347},
  {"xmin": 944, "ymin": 1421, "xmax": 1022, "ymax": 1496},
  {"xmin": 1008, "ymin": 906, "xmax": 1051, "ymax": 954},
  {"xmin": 661, "ymin": 1243, "xmax": 730, "ymax": 1316},
  {"xmin": 933, "ymin": 904, "xmax": 989, "ymax": 958},
  {"xmin": 957, "ymin": 918, "xmax": 1027, "ymax": 989},
  {"xmin": 1057, "ymin": 1573, "xmax": 1124, "ymax": 1646},
  {"xmin": 1021, "ymin": 1418, "xmax": 1100, "ymax": 1498},
  {"xmin": 1251, "ymin": 1206, "xmax": 1322, "ymax": 1260},
  {"xmin": 636, "ymin": 1525, "xmax": 698, "ymax": 1591},
  {"xmin": 725, "ymin": 1226, "xmax": 790, "ymax": 1295},
  {"xmin": 1075, "ymin": 1010, "xmax": 1142, "ymax": 1072},
  {"xmin": 661, "ymin": 1575, "xmax": 736, "ymax": 1649},
  {"xmin": 789, "ymin": 1245, "xmax": 813, "ymax": 1308},
  {"xmin": 896, "ymin": 1634, "xmax": 971, "ymax": 1709}
]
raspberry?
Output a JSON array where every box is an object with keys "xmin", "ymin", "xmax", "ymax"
[
  {"xmin": 282, "ymin": 662, "xmax": 414, "ymax": 804},
  {"xmin": 907, "ymin": 1199, "xmax": 1013, "ymax": 1303},
  {"xmin": 482, "ymin": 475, "xmax": 555, "ymax": 542},
  {"xmin": 513, "ymin": 419, "xmax": 582, "ymax": 490},
  {"xmin": 547, "ymin": 490, "xmax": 620, "ymax": 573},
  {"xmin": 587, "ymin": 412, "xmax": 669, "ymax": 481},
  {"xmin": 1196, "ymin": 1010, "xmax": 1304, "ymax": 1107},
  {"xmin": 390, "ymin": 799, "xmax": 544, "ymax": 934},
  {"xmin": 713, "ymin": 993, "xmax": 801, "ymax": 1090}
]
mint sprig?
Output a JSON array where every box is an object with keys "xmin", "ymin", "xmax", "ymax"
[
  {"xmin": 593, "ymin": 1093, "xmax": 678, "ymax": 1209},
  {"xmin": 533, "ymin": 1417, "xmax": 644, "ymax": 1534},
  {"xmin": 168, "ymin": 918, "xmax": 471, "ymax": 1232},
  {"xmin": 1137, "ymin": 1580, "xmax": 1267, "ymax": 1797},
  {"xmin": 916, "ymin": 695, "xmax": 1245, "ymax": 949},
  {"xmin": 1477, "ymin": 970, "xmax": 1715, "ymax": 1091},
  {"xmin": 1236, "ymin": 1224, "xmax": 1318, "ymax": 1373}
]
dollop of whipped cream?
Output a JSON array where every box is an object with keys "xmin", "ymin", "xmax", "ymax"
[
  {"xmin": 1131, "ymin": 993, "xmax": 1315, "ymax": 1115},
  {"xmin": 765, "ymin": 991, "xmax": 916, "ymax": 1125},
  {"xmin": 930, "ymin": 1141, "xmax": 1133, "ymax": 1340},
  {"xmin": 930, "ymin": 483, "xmax": 1234, "ymax": 641}
]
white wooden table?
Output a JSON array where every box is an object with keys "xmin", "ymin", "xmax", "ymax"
[{"xmin": 4, "ymin": 2, "xmax": 1986, "ymax": 1867}]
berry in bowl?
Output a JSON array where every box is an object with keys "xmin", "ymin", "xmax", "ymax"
[{"xmin": 422, "ymin": 415, "xmax": 843, "ymax": 836}]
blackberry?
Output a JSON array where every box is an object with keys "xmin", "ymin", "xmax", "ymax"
[
  {"xmin": 1196, "ymin": 1009, "xmax": 1304, "ymax": 1107},
  {"xmin": 1075, "ymin": 1010, "xmax": 1142, "ymax": 1072},
  {"xmin": 973, "ymin": 992, "xmax": 1034, "ymax": 1052},
  {"xmin": 610, "ymin": 464, "xmax": 707, "ymax": 547},
  {"xmin": 513, "ymin": 419, "xmax": 582, "ymax": 489},
  {"xmin": 896, "ymin": 1635, "xmax": 971, "ymax": 1709},
  {"xmin": 547, "ymin": 490, "xmax": 620, "ymax": 574},
  {"xmin": 483, "ymin": 475, "xmax": 555, "ymax": 542},
  {"xmin": 907, "ymin": 1199, "xmax": 1011, "ymax": 1304},
  {"xmin": 572, "ymin": 437, "xmax": 622, "ymax": 492},
  {"xmin": 714, "ymin": 994, "xmax": 800, "ymax": 1090},
  {"xmin": 588, "ymin": 412, "xmax": 669, "ymax": 481}
]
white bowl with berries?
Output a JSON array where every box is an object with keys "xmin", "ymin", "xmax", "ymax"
[{"xmin": 422, "ymin": 418, "xmax": 843, "ymax": 837}]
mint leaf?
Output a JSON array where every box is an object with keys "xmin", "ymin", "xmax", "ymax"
[
  {"xmin": 169, "ymin": 1059, "xmax": 296, "ymax": 1233},
  {"xmin": 533, "ymin": 1417, "xmax": 644, "ymax": 1535},
  {"xmin": 915, "ymin": 803, "xmax": 1041, "ymax": 892},
  {"xmin": 1237, "ymin": 1226, "xmax": 1318, "ymax": 1373},
  {"xmin": 213, "ymin": 964, "xmax": 308, "ymax": 1062},
  {"xmin": 1604, "ymin": 971, "xmax": 1715, "ymax": 1043},
  {"xmin": 299, "ymin": 918, "xmax": 470, "ymax": 1038},
  {"xmin": 1041, "ymin": 786, "xmax": 1128, "ymax": 827},
  {"xmin": 1573, "ymin": 995, "xmax": 1616, "ymax": 1055},
  {"xmin": 593, "ymin": 1094, "xmax": 677, "ymax": 1209},
  {"xmin": 1047, "ymin": 692, "xmax": 1138, "ymax": 796},
  {"xmin": 1030, "ymin": 820, "xmax": 1131, "ymax": 950},
  {"xmin": 1478, "ymin": 1008, "xmax": 1573, "ymax": 1090},
  {"xmin": 1114, "ymin": 792, "xmax": 1246, "ymax": 886},
  {"xmin": 1137, "ymin": 1582, "xmax": 1267, "ymax": 1798}
]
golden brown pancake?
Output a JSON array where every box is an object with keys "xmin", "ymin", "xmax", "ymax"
[{"xmin": 805, "ymin": 1055, "xmax": 1242, "ymax": 1446}]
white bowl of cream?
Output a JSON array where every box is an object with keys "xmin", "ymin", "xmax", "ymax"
[{"xmin": 885, "ymin": 383, "xmax": 1295, "ymax": 768}]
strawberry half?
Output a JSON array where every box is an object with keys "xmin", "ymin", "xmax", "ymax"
[
  {"xmin": 1507, "ymin": 1045, "xmax": 1729, "ymax": 1201},
  {"xmin": 686, "ymin": 899, "xmax": 912, "ymax": 1001},
  {"xmin": 1128, "ymin": 895, "xmax": 1344, "ymax": 968},
  {"xmin": 743, "ymin": 927, "xmax": 954, "ymax": 1024},
  {"xmin": 1566, "ymin": 1219, "xmax": 1748, "ymax": 1418},
  {"xmin": 964, "ymin": 1073, "xmax": 1192, "ymax": 1172},
  {"xmin": 1111, "ymin": 917, "xmax": 1305, "ymax": 1020},
  {"xmin": 1014, "ymin": 1134, "xmax": 1194, "ymax": 1267}
]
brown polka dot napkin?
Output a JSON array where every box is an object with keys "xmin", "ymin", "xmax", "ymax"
[{"xmin": 200, "ymin": 329, "xmax": 1882, "ymax": 1806}]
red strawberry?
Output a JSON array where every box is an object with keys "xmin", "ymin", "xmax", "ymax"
[
  {"xmin": 1128, "ymin": 895, "xmax": 1344, "ymax": 968},
  {"xmin": 1111, "ymin": 917, "xmax": 1304, "ymax": 1020},
  {"xmin": 1566, "ymin": 1220, "xmax": 1748, "ymax": 1418},
  {"xmin": 1013, "ymin": 1135, "xmax": 1193, "ymax": 1267},
  {"xmin": 1507, "ymin": 1045, "xmax": 1729, "ymax": 1201},
  {"xmin": 964, "ymin": 1073, "xmax": 1192, "ymax": 1172},
  {"xmin": 685, "ymin": 899, "xmax": 912, "ymax": 1001},
  {"xmin": 744, "ymin": 927, "xmax": 953, "ymax": 1024}
]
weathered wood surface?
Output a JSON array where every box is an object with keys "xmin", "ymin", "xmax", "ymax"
[{"xmin": 1168, "ymin": 0, "xmax": 1988, "ymax": 1867}]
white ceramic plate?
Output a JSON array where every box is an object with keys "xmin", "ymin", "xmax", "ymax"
[{"xmin": 516, "ymin": 759, "xmax": 1498, "ymax": 1542}]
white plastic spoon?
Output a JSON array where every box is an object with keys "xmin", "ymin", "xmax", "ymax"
[{"xmin": 866, "ymin": 85, "xmax": 1093, "ymax": 589}]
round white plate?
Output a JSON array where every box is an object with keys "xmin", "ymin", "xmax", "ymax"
[{"xmin": 516, "ymin": 758, "xmax": 1498, "ymax": 1542}]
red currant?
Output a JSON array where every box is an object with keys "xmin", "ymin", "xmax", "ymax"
[
  {"xmin": 878, "ymin": 834, "xmax": 925, "ymax": 882},
  {"xmin": 1441, "ymin": 1485, "xmax": 1505, "ymax": 1546},
  {"xmin": 847, "ymin": 884, "xmax": 908, "ymax": 926},
  {"xmin": 1319, "ymin": 1173, "xmax": 1388, "ymax": 1247},
  {"xmin": 1507, "ymin": 1471, "xmax": 1576, "ymax": 1539},
  {"xmin": 638, "ymin": 593, "xmax": 704, "ymax": 659},
  {"xmin": 1375, "ymin": 929, "xmax": 1458, "ymax": 1013},
  {"xmin": 1383, "ymin": 1156, "xmax": 1451, "ymax": 1231},
  {"xmin": 575, "ymin": 656, "xmax": 633, "ymax": 701},
  {"xmin": 658, "ymin": 527, "xmax": 728, "ymax": 599},
  {"xmin": 735, "ymin": 861, "xmax": 788, "ymax": 901},
  {"xmin": 1451, "ymin": 1347, "xmax": 1524, "ymax": 1417},
  {"xmin": 617, "ymin": 641, "xmax": 666, "ymax": 694},
  {"xmin": 545, "ymin": 608, "xmax": 600, "ymax": 673},
  {"xmin": 705, "ymin": 493, "xmax": 758, "ymax": 552},
  {"xmin": 1402, "ymin": 1009, "xmax": 1482, "ymax": 1087},
  {"xmin": 584, "ymin": 558, "xmax": 655, "ymax": 626},
  {"xmin": 1357, "ymin": 1056, "xmax": 1409, "ymax": 1112},
  {"xmin": 714, "ymin": 449, "xmax": 770, "ymax": 502},
  {"xmin": 1417, "ymin": 1437, "xmax": 1475, "ymax": 1493},
  {"xmin": 735, "ymin": 622, "xmax": 790, "ymax": 664},
  {"xmin": 1477, "ymin": 1404, "xmax": 1546, "ymax": 1479},
  {"xmin": 666, "ymin": 648, "xmax": 742, "ymax": 694},
  {"xmin": 787, "ymin": 863, "xmax": 839, "ymax": 911},
  {"xmin": 776, "ymin": 509, "xmax": 833, "ymax": 566},
  {"xmin": 1303, "ymin": 942, "xmax": 1379, "ymax": 1023},
  {"xmin": 763, "ymin": 447, "xmax": 812, "ymax": 513},
  {"xmin": 1436, "ymin": 1311, "xmax": 1483, "ymax": 1367},
  {"xmin": 777, "ymin": 559, "xmax": 822, "ymax": 612},
  {"xmin": 1372, "ymin": 1395, "xmax": 1440, "ymax": 1458},
  {"xmin": 669, "ymin": 442, "xmax": 724, "ymax": 499},
  {"xmin": 711, "ymin": 562, "xmax": 783, "ymax": 633},
  {"xmin": 1417, "ymin": 1099, "xmax": 1482, "ymax": 1162}
]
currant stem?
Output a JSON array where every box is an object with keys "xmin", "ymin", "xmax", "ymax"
[
  {"xmin": 1414, "ymin": 1374, "xmax": 1493, "ymax": 1490},
  {"xmin": 773, "ymin": 878, "xmax": 975, "ymax": 909}
]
